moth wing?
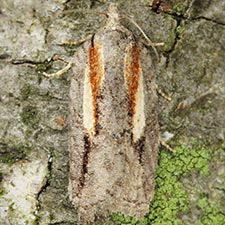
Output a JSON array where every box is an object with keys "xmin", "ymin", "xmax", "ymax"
[{"xmin": 68, "ymin": 42, "xmax": 89, "ymax": 200}]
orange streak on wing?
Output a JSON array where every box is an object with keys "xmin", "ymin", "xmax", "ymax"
[
  {"xmin": 125, "ymin": 45, "xmax": 141, "ymax": 116},
  {"xmin": 87, "ymin": 44, "xmax": 103, "ymax": 133}
]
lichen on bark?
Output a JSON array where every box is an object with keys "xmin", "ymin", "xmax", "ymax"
[{"xmin": 0, "ymin": 0, "xmax": 224, "ymax": 224}]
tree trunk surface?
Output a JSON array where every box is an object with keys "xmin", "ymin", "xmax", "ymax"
[{"xmin": 0, "ymin": 0, "xmax": 224, "ymax": 225}]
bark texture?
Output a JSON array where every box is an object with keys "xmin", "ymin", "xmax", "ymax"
[{"xmin": 0, "ymin": 0, "xmax": 224, "ymax": 225}]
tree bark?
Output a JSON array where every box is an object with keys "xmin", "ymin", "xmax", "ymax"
[{"xmin": 0, "ymin": 0, "xmax": 224, "ymax": 224}]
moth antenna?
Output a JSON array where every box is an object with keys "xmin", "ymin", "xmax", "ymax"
[
  {"xmin": 60, "ymin": 5, "xmax": 161, "ymax": 60},
  {"xmin": 120, "ymin": 14, "xmax": 162, "ymax": 61}
]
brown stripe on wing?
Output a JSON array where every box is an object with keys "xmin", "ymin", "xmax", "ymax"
[
  {"xmin": 124, "ymin": 43, "xmax": 145, "ymax": 142},
  {"xmin": 83, "ymin": 40, "xmax": 104, "ymax": 137}
]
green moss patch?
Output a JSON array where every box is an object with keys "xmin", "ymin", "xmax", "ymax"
[
  {"xmin": 197, "ymin": 196, "xmax": 225, "ymax": 224},
  {"xmin": 20, "ymin": 105, "xmax": 40, "ymax": 128},
  {"xmin": 163, "ymin": 30, "xmax": 176, "ymax": 52},
  {"xmin": 20, "ymin": 83, "xmax": 38, "ymax": 101},
  {"xmin": 0, "ymin": 142, "xmax": 30, "ymax": 164},
  {"xmin": 171, "ymin": 2, "xmax": 186, "ymax": 16}
]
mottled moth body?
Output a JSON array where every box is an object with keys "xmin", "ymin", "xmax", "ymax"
[{"xmin": 69, "ymin": 4, "xmax": 159, "ymax": 224}]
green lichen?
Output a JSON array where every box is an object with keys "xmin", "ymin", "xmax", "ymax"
[
  {"xmin": 0, "ymin": 170, "xmax": 3, "ymax": 181},
  {"xmin": 163, "ymin": 30, "xmax": 176, "ymax": 52},
  {"xmin": 147, "ymin": 143, "xmax": 211, "ymax": 224},
  {"xmin": 109, "ymin": 142, "xmax": 212, "ymax": 224},
  {"xmin": 163, "ymin": 24, "xmax": 184, "ymax": 52},
  {"xmin": 20, "ymin": 83, "xmax": 38, "ymax": 101},
  {"xmin": 0, "ymin": 188, "xmax": 4, "ymax": 196},
  {"xmin": 108, "ymin": 213, "xmax": 147, "ymax": 225},
  {"xmin": 171, "ymin": 3, "xmax": 186, "ymax": 16},
  {"xmin": 35, "ymin": 61, "xmax": 53, "ymax": 74},
  {"xmin": 175, "ymin": 25, "xmax": 184, "ymax": 36},
  {"xmin": 0, "ymin": 142, "xmax": 30, "ymax": 164},
  {"xmin": 197, "ymin": 196, "xmax": 225, "ymax": 224},
  {"xmin": 20, "ymin": 105, "xmax": 40, "ymax": 128},
  {"xmin": 0, "ymin": 169, "xmax": 4, "ymax": 196}
]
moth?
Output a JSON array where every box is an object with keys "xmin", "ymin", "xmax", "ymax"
[{"xmin": 68, "ymin": 3, "xmax": 159, "ymax": 224}]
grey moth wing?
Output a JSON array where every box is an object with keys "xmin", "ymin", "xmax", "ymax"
[{"xmin": 68, "ymin": 4, "xmax": 159, "ymax": 224}]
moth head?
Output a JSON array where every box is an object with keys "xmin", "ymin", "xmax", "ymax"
[{"xmin": 106, "ymin": 3, "xmax": 120, "ymax": 28}]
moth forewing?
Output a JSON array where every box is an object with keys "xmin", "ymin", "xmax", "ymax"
[{"xmin": 69, "ymin": 4, "xmax": 159, "ymax": 224}]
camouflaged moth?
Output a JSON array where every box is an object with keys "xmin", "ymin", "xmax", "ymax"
[{"xmin": 68, "ymin": 3, "xmax": 159, "ymax": 224}]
